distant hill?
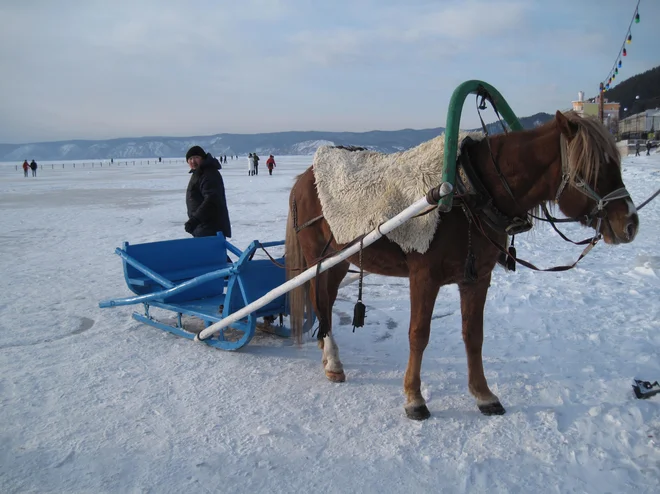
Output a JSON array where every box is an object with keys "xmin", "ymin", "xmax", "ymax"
[
  {"xmin": 4, "ymin": 68, "xmax": 657, "ymax": 162},
  {"xmin": 0, "ymin": 113, "xmax": 554, "ymax": 162},
  {"xmin": 599, "ymin": 65, "xmax": 660, "ymax": 116},
  {"xmin": 476, "ymin": 112, "xmax": 555, "ymax": 136}
]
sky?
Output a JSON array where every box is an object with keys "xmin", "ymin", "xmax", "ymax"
[{"xmin": 0, "ymin": 0, "xmax": 658, "ymax": 144}]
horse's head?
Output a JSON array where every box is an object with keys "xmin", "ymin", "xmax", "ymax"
[{"xmin": 554, "ymin": 111, "xmax": 638, "ymax": 245}]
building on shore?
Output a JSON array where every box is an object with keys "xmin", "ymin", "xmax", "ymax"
[
  {"xmin": 618, "ymin": 109, "xmax": 660, "ymax": 140},
  {"xmin": 572, "ymin": 91, "xmax": 620, "ymax": 120}
]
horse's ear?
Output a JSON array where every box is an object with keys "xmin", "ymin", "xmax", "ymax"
[{"xmin": 555, "ymin": 111, "xmax": 578, "ymax": 139}]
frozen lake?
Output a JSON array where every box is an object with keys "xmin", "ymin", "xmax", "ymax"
[{"xmin": 1, "ymin": 152, "xmax": 659, "ymax": 493}]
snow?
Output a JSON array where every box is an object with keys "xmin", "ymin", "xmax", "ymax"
[
  {"xmin": 6, "ymin": 144, "xmax": 37, "ymax": 161},
  {"xmin": 58, "ymin": 143, "xmax": 79, "ymax": 157},
  {"xmin": 291, "ymin": 139, "xmax": 336, "ymax": 154},
  {"xmin": 0, "ymin": 152, "xmax": 659, "ymax": 493}
]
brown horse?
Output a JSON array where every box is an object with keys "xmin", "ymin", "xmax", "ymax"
[{"xmin": 285, "ymin": 111, "xmax": 639, "ymax": 420}]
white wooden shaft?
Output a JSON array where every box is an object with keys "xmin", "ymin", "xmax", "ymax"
[
  {"xmin": 338, "ymin": 271, "xmax": 369, "ymax": 289},
  {"xmin": 198, "ymin": 184, "xmax": 451, "ymax": 340}
]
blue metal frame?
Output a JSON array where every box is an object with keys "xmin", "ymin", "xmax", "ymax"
[
  {"xmin": 132, "ymin": 300, "xmax": 254, "ymax": 351},
  {"xmin": 116, "ymin": 247, "xmax": 175, "ymax": 289},
  {"xmin": 99, "ymin": 267, "xmax": 234, "ymax": 308},
  {"xmin": 99, "ymin": 234, "xmax": 313, "ymax": 351}
]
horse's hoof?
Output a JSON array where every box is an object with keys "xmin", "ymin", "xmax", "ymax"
[
  {"xmin": 325, "ymin": 370, "xmax": 345, "ymax": 383},
  {"xmin": 405, "ymin": 404, "xmax": 431, "ymax": 420},
  {"xmin": 478, "ymin": 401, "xmax": 506, "ymax": 416}
]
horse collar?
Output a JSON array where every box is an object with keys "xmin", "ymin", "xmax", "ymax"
[{"xmin": 454, "ymin": 137, "xmax": 532, "ymax": 236}]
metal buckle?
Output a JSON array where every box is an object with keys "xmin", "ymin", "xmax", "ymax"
[{"xmin": 505, "ymin": 217, "xmax": 533, "ymax": 235}]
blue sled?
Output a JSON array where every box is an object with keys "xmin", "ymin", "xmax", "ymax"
[{"xmin": 99, "ymin": 233, "xmax": 314, "ymax": 350}]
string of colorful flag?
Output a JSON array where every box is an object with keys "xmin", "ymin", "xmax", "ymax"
[{"xmin": 602, "ymin": 0, "xmax": 641, "ymax": 91}]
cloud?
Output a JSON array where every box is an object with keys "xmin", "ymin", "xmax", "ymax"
[
  {"xmin": 280, "ymin": 0, "xmax": 529, "ymax": 74},
  {"xmin": 1, "ymin": 0, "xmax": 658, "ymax": 142},
  {"xmin": 391, "ymin": 1, "xmax": 528, "ymax": 42}
]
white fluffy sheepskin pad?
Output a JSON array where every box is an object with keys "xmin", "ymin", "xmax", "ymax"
[{"xmin": 313, "ymin": 132, "xmax": 482, "ymax": 254}]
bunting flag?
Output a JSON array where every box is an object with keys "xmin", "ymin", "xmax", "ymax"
[{"xmin": 600, "ymin": 0, "xmax": 641, "ymax": 92}]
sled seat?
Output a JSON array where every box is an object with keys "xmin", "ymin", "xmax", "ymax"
[
  {"xmin": 225, "ymin": 256, "xmax": 287, "ymax": 316},
  {"xmin": 121, "ymin": 233, "xmax": 230, "ymax": 303},
  {"xmin": 127, "ymin": 264, "xmax": 228, "ymax": 287}
]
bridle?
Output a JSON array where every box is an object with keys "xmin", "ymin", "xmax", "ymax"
[
  {"xmin": 553, "ymin": 133, "xmax": 632, "ymax": 239},
  {"xmin": 462, "ymin": 92, "xmax": 643, "ymax": 273}
]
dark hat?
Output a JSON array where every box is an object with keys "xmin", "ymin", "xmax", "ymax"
[{"xmin": 186, "ymin": 145, "xmax": 206, "ymax": 160}]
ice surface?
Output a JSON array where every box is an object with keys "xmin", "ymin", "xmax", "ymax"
[{"xmin": 1, "ymin": 152, "xmax": 659, "ymax": 493}]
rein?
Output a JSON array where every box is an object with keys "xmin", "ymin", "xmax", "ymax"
[
  {"xmin": 467, "ymin": 208, "xmax": 601, "ymax": 273},
  {"xmin": 291, "ymin": 198, "xmax": 324, "ymax": 233},
  {"xmin": 636, "ymin": 187, "xmax": 660, "ymax": 211},
  {"xmin": 463, "ymin": 93, "xmax": 640, "ymax": 273},
  {"xmin": 461, "ymin": 146, "xmax": 659, "ymax": 273},
  {"xmin": 525, "ymin": 133, "xmax": 657, "ymax": 247}
]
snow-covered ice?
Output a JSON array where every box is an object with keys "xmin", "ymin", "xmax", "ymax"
[{"xmin": 0, "ymin": 152, "xmax": 659, "ymax": 493}]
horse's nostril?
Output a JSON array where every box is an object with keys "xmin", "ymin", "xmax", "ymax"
[{"xmin": 625, "ymin": 222, "xmax": 636, "ymax": 240}]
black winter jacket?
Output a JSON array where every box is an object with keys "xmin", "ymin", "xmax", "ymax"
[{"xmin": 186, "ymin": 154, "xmax": 231, "ymax": 238}]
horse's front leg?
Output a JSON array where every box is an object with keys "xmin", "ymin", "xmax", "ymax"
[
  {"xmin": 319, "ymin": 332, "xmax": 343, "ymax": 381},
  {"xmin": 404, "ymin": 271, "xmax": 441, "ymax": 420},
  {"xmin": 458, "ymin": 276, "xmax": 506, "ymax": 415}
]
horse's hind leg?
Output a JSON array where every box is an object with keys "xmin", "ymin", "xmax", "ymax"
[
  {"xmin": 309, "ymin": 262, "xmax": 350, "ymax": 382},
  {"xmin": 458, "ymin": 276, "xmax": 505, "ymax": 416}
]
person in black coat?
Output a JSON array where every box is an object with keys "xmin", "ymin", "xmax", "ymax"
[{"xmin": 184, "ymin": 145, "xmax": 232, "ymax": 238}]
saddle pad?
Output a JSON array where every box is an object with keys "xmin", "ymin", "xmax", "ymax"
[{"xmin": 313, "ymin": 132, "xmax": 482, "ymax": 253}]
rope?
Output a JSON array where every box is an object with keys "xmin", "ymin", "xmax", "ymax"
[{"xmin": 636, "ymin": 187, "xmax": 660, "ymax": 211}]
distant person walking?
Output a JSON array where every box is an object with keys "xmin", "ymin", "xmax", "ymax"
[
  {"xmin": 29, "ymin": 159, "xmax": 37, "ymax": 177},
  {"xmin": 253, "ymin": 153, "xmax": 260, "ymax": 175},
  {"xmin": 247, "ymin": 153, "xmax": 255, "ymax": 176},
  {"xmin": 646, "ymin": 140, "xmax": 652, "ymax": 156},
  {"xmin": 184, "ymin": 145, "xmax": 231, "ymax": 239},
  {"xmin": 266, "ymin": 155, "xmax": 276, "ymax": 175},
  {"xmin": 22, "ymin": 160, "xmax": 29, "ymax": 177}
]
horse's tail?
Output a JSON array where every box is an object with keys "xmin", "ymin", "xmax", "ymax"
[{"xmin": 285, "ymin": 189, "xmax": 312, "ymax": 345}]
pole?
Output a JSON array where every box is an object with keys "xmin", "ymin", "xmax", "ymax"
[
  {"xmin": 598, "ymin": 83, "xmax": 605, "ymax": 124},
  {"xmin": 196, "ymin": 183, "xmax": 454, "ymax": 341},
  {"xmin": 339, "ymin": 271, "xmax": 370, "ymax": 289}
]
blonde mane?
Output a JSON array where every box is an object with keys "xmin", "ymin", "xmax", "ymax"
[
  {"xmin": 562, "ymin": 111, "xmax": 620, "ymax": 188},
  {"xmin": 528, "ymin": 111, "xmax": 620, "ymax": 224}
]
